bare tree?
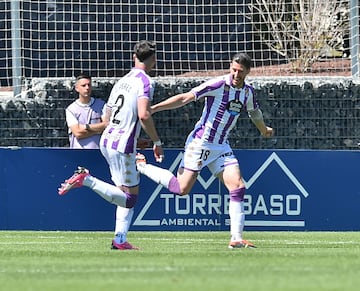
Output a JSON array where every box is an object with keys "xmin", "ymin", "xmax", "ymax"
[{"xmin": 248, "ymin": 0, "xmax": 349, "ymax": 72}]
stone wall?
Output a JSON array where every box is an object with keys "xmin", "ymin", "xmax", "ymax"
[{"xmin": 0, "ymin": 77, "xmax": 359, "ymax": 149}]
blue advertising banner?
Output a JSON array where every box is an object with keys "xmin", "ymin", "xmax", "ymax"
[
  {"xmin": 132, "ymin": 149, "xmax": 360, "ymax": 231},
  {"xmin": 0, "ymin": 147, "xmax": 359, "ymax": 231}
]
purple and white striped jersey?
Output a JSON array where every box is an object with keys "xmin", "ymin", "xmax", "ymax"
[
  {"xmin": 100, "ymin": 68, "xmax": 155, "ymax": 154},
  {"xmin": 189, "ymin": 74, "xmax": 259, "ymax": 145}
]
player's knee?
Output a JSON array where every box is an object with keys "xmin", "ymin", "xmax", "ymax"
[
  {"xmin": 125, "ymin": 193, "xmax": 138, "ymax": 208},
  {"xmin": 178, "ymin": 189, "xmax": 189, "ymax": 196},
  {"xmin": 229, "ymin": 186, "xmax": 246, "ymax": 202}
]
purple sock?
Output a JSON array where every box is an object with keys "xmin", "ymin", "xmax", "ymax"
[
  {"xmin": 168, "ymin": 176, "xmax": 181, "ymax": 194},
  {"xmin": 230, "ymin": 187, "xmax": 245, "ymax": 202}
]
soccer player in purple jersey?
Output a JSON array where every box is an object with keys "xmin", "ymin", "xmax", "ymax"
[
  {"xmin": 137, "ymin": 53, "xmax": 274, "ymax": 249},
  {"xmin": 58, "ymin": 40, "xmax": 164, "ymax": 250}
]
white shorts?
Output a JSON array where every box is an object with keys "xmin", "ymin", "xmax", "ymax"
[
  {"xmin": 100, "ymin": 146, "xmax": 140, "ymax": 187},
  {"xmin": 180, "ymin": 138, "xmax": 239, "ymax": 176}
]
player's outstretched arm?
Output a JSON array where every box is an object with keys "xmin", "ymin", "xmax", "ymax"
[
  {"xmin": 248, "ymin": 108, "xmax": 274, "ymax": 138},
  {"xmin": 151, "ymin": 91, "xmax": 195, "ymax": 114}
]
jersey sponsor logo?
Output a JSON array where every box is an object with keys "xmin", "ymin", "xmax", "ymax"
[
  {"xmin": 226, "ymin": 99, "xmax": 243, "ymax": 115},
  {"xmin": 133, "ymin": 152, "xmax": 309, "ymax": 229}
]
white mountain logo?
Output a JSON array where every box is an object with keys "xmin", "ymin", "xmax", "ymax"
[{"xmin": 133, "ymin": 152, "xmax": 309, "ymax": 226}]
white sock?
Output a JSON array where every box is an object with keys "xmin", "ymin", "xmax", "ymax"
[
  {"xmin": 229, "ymin": 200, "xmax": 245, "ymax": 242},
  {"xmin": 114, "ymin": 206, "xmax": 134, "ymax": 243},
  {"xmin": 137, "ymin": 163, "xmax": 177, "ymax": 191},
  {"xmin": 83, "ymin": 176, "xmax": 127, "ymax": 207}
]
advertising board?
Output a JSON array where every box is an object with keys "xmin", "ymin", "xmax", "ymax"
[{"xmin": 0, "ymin": 148, "xmax": 359, "ymax": 231}]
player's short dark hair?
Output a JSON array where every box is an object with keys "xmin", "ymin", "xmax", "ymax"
[
  {"xmin": 76, "ymin": 73, "xmax": 91, "ymax": 81},
  {"xmin": 134, "ymin": 40, "xmax": 156, "ymax": 62},
  {"xmin": 232, "ymin": 53, "xmax": 252, "ymax": 69}
]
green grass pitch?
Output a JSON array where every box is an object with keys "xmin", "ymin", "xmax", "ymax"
[{"xmin": 0, "ymin": 231, "xmax": 359, "ymax": 291}]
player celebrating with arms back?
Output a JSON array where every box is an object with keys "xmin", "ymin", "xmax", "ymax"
[{"xmin": 137, "ymin": 53, "xmax": 273, "ymax": 248}]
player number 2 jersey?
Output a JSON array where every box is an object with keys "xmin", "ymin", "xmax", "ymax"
[{"xmin": 100, "ymin": 68, "xmax": 155, "ymax": 153}]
